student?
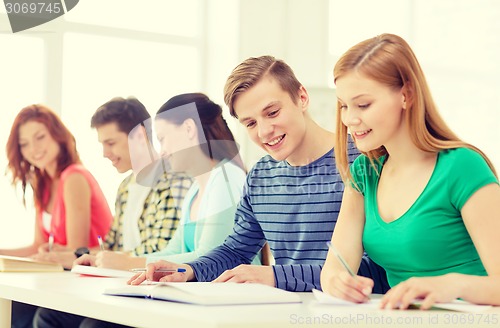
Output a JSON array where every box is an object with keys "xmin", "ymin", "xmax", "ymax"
[
  {"xmin": 320, "ymin": 33, "xmax": 500, "ymax": 310},
  {"xmin": 82, "ymin": 97, "xmax": 192, "ymax": 266},
  {"xmin": 32, "ymin": 97, "xmax": 192, "ymax": 327},
  {"xmin": 129, "ymin": 56, "xmax": 389, "ymax": 293},
  {"xmin": 75, "ymin": 93, "xmax": 247, "ymax": 269},
  {"xmin": 3, "ymin": 105, "xmax": 113, "ymax": 328},
  {"xmin": 3, "ymin": 105, "xmax": 112, "ymax": 256}
]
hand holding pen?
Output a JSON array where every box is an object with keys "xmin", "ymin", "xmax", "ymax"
[
  {"xmin": 128, "ymin": 260, "xmax": 193, "ymax": 286},
  {"xmin": 326, "ymin": 241, "xmax": 373, "ymax": 303}
]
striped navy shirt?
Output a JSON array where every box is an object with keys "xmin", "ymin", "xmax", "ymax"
[{"xmin": 187, "ymin": 142, "xmax": 389, "ymax": 292}]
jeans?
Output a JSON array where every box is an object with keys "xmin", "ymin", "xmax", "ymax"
[{"xmin": 11, "ymin": 302, "xmax": 37, "ymax": 328}]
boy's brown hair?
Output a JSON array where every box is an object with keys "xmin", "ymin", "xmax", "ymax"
[{"xmin": 223, "ymin": 55, "xmax": 302, "ymax": 118}]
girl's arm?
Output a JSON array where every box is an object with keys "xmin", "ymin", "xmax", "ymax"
[
  {"xmin": 320, "ymin": 184, "xmax": 370, "ymax": 302},
  {"xmin": 453, "ymin": 183, "xmax": 500, "ymax": 304},
  {"xmin": 63, "ymin": 172, "xmax": 91, "ymax": 249}
]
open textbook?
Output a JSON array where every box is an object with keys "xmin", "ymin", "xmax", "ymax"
[
  {"xmin": 104, "ymin": 282, "xmax": 302, "ymax": 305},
  {"xmin": 313, "ymin": 289, "xmax": 493, "ymax": 313},
  {"xmin": 0, "ymin": 255, "xmax": 64, "ymax": 272},
  {"xmin": 71, "ymin": 265, "xmax": 136, "ymax": 278}
]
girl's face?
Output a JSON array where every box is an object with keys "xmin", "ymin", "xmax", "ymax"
[
  {"xmin": 336, "ymin": 72, "xmax": 406, "ymax": 152},
  {"xmin": 155, "ymin": 118, "xmax": 198, "ymax": 172},
  {"xmin": 18, "ymin": 120, "xmax": 61, "ymax": 173}
]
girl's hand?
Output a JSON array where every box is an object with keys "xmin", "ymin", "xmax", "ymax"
[
  {"xmin": 380, "ymin": 274, "xmax": 462, "ymax": 310},
  {"xmin": 323, "ymin": 271, "xmax": 374, "ymax": 303}
]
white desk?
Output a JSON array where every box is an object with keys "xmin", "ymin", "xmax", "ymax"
[{"xmin": 1, "ymin": 272, "xmax": 499, "ymax": 328}]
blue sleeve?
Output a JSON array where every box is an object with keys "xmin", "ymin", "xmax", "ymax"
[
  {"xmin": 357, "ymin": 255, "xmax": 390, "ymax": 293},
  {"xmin": 272, "ymin": 254, "xmax": 389, "ymax": 293},
  {"xmin": 274, "ymin": 264, "xmax": 322, "ymax": 292},
  {"xmin": 186, "ymin": 179, "xmax": 266, "ymax": 281}
]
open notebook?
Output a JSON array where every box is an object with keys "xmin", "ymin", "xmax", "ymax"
[
  {"xmin": 71, "ymin": 265, "xmax": 136, "ymax": 278},
  {"xmin": 313, "ymin": 289, "xmax": 493, "ymax": 313},
  {"xmin": 0, "ymin": 255, "xmax": 64, "ymax": 272},
  {"xmin": 104, "ymin": 282, "xmax": 302, "ymax": 306}
]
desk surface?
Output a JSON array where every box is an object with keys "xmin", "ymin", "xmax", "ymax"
[{"xmin": 1, "ymin": 272, "xmax": 499, "ymax": 328}]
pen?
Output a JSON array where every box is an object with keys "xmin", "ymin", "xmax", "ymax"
[
  {"xmin": 97, "ymin": 235, "xmax": 104, "ymax": 251},
  {"xmin": 48, "ymin": 233, "xmax": 54, "ymax": 252},
  {"xmin": 130, "ymin": 268, "xmax": 187, "ymax": 273},
  {"xmin": 326, "ymin": 241, "xmax": 356, "ymax": 278}
]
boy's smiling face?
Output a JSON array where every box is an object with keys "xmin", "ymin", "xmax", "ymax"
[
  {"xmin": 96, "ymin": 122, "xmax": 132, "ymax": 173},
  {"xmin": 234, "ymin": 75, "xmax": 308, "ymax": 163}
]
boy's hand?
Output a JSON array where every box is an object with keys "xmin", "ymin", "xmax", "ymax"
[
  {"xmin": 74, "ymin": 254, "xmax": 97, "ymax": 267},
  {"xmin": 213, "ymin": 264, "xmax": 275, "ymax": 287},
  {"xmin": 95, "ymin": 251, "xmax": 131, "ymax": 270}
]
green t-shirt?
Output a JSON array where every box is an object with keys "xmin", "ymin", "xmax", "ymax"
[{"xmin": 352, "ymin": 148, "xmax": 498, "ymax": 287}]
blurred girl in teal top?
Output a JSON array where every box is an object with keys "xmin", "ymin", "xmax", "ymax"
[
  {"xmin": 147, "ymin": 93, "xmax": 247, "ymax": 264},
  {"xmin": 321, "ymin": 33, "xmax": 500, "ymax": 310}
]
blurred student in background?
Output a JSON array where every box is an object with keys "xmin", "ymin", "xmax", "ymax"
[
  {"xmin": 77, "ymin": 93, "xmax": 248, "ymax": 269},
  {"xmin": 3, "ymin": 104, "xmax": 113, "ymax": 328},
  {"xmin": 133, "ymin": 92, "xmax": 247, "ymax": 265},
  {"xmin": 35, "ymin": 94, "xmax": 247, "ymax": 327}
]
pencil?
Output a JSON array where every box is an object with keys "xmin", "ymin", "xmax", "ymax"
[{"xmin": 326, "ymin": 241, "xmax": 357, "ymax": 278}]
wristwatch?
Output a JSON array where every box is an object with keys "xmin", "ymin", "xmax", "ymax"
[{"xmin": 74, "ymin": 247, "xmax": 90, "ymax": 258}]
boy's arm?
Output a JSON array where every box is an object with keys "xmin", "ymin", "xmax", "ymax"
[
  {"xmin": 186, "ymin": 191, "xmax": 266, "ymax": 281},
  {"xmin": 273, "ymin": 264, "xmax": 323, "ymax": 292},
  {"xmin": 273, "ymin": 256, "xmax": 388, "ymax": 292}
]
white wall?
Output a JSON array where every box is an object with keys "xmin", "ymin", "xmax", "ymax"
[{"xmin": 235, "ymin": 0, "xmax": 335, "ymax": 166}]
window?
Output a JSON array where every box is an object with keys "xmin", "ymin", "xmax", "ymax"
[
  {"xmin": 0, "ymin": 35, "xmax": 44, "ymax": 247},
  {"xmin": 61, "ymin": 33, "xmax": 201, "ymax": 206}
]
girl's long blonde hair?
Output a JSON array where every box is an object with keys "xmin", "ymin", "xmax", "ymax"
[{"xmin": 333, "ymin": 33, "xmax": 496, "ymax": 183}]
